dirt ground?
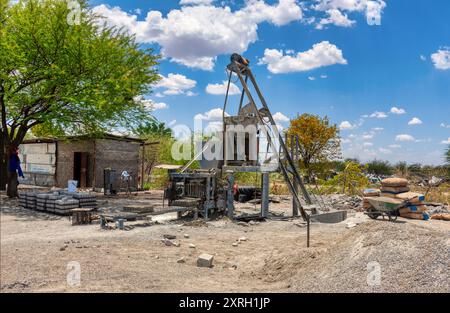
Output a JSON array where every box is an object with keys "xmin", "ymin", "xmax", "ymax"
[{"xmin": 1, "ymin": 191, "xmax": 449, "ymax": 293}]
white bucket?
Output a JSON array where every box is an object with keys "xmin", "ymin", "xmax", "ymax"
[{"xmin": 68, "ymin": 180, "xmax": 78, "ymax": 193}]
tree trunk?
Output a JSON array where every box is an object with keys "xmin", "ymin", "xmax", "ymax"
[{"xmin": 0, "ymin": 130, "xmax": 7, "ymax": 190}]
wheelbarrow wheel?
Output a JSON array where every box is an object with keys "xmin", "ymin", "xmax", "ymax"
[
  {"xmin": 387, "ymin": 212, "xmax": 398, "ymax": 222},
  {"xmin": 367, "ymin": 208, "xmax": 381, "ymax": 220}
]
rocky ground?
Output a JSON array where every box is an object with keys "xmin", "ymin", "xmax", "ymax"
[{"xmin": 1, "ymin": 192, "xmax": 449, "ymax": 293}]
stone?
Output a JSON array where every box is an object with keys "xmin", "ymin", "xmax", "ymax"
[
  {"xmin": 163, "ymin": 234, "xmax": 177, "ymax": 240},
  {"xmin": 189, "ymin": 243, "xmax": 196, "ymax": 249},
  {"xmin": 60, "ymin": 245, "xmax": 67, "ymax": 251},
  {"xmin": 184, "ymin": 234, "xmax": 190, "ymax": 238},
  {"xmin": 346, "ymin": 222, "xmax": 357, "ymax": 229},
  {"xmin": 238, "ymin": 237, "xmax": 248, "ymax": 242},
  {"xmin": 237, "ymin": 222, "xmax": 249, "ymax": 227},
  {"xmin": 162, "ymin": 238, "xmax": 180, "ymax": 247},
  {"xmin": 177, "ymin": 257, "xmax": 186, "ymax": 264},
  {"xmin": 232, "ymin": 242, "xmax": 238, "ymax": 247},
  {"xmin": 197, "ymin": 254, "xmax": 214, "ymax": 268}
]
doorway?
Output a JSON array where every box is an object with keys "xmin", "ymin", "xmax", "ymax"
[{"xmin": 73, "ymin": 152, "xmax": 90, "ymax": 188}]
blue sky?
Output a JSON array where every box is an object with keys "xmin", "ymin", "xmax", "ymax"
[{"xmin": 89, "ymin": 0, "xmax": 450, "ymax": 165}]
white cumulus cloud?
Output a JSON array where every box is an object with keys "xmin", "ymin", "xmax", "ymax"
[
  {"xmin": 316, "ymin": 9, "xmax": 355, "ymax": 29},
  {"xmin": 313, "ymin": 0, "xmax": 386, "ymax": 28},
  {"xmin": 396, "ymin": 134, "xmax": 415, "ymax": 142},
  {"xmin": 441, "ymin": 137, "xmax": 450, "ymax": 145},
  {"xmin": 339, "ymin": 121, "xmax": 355, "ymax": 130},
  {"xmin": 195, "ymin": 108, "xmax": 229, "ymax": 120},
  {"xmin": 259, "ymin": 41, "xmax": 347, "ymax": 74},
  {"xmin": 206, "ymin": 81, "xmax": 241, "ymax": 95},
  {"xmin": 370, "ymin": 111, "xmax": 388, "ymax": 119},
  {"xmin": 93, "ymin": 1, "xmax": 302, "ymax": 70},
  {"xmin": 273, "ymin": 112, "xmax": 290, "ymax": 123},
  {"xmin": 155, "ymin": 73, "xmax": 197, "ymax": 96},
  {"xmin": 180, "ymin": 0, "xmax": 213, "ymax": 5},
  {"xmin": 390, "ymin": 106, "xmax": 406, "ymax": 115},
  {"xmin": 431, "ymin": 48, "xmax": 450, "ymax": 70},
  {"xmin": 408, "ymin": 117, "xmax": 423, "ymax": 125}
]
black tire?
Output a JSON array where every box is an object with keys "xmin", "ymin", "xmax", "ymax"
[
  {"xmin": 387, "ymin": 212, "xmax": 398, "ymax": 222},
  {"xmin": 367, "ymin": 208, "xmax": 381, "ymax": 220}
]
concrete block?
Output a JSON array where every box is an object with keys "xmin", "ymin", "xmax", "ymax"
[
  {"xmin": 20, "ymin": 143, "xmax": 48, "ymax": 154},
  {"xmin": 197, "ymin": 254, "xmax": 214, "ymax": 268},
  {"xmin": 26, "ymin": 153, "xmax": 55, "ymax": 165},
  {"xmin": 27, "ymin": 164, "xmax": 56, "ymax": 174},
  {"xmin": 311, "ymin": 210, "xmax": 347, "ymax": 224}
]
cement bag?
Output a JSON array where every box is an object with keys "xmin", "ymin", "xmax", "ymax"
[
  {"xmin": 399, "ymin": 205, "xmax": 427, "ymax": 215},
  {"xmin": 380, "ymin": 186, "xmax": 410, "ymax": 194},
  {"xmin": 395, "ymin": 192, "xmax": 425, "ymax": 203},
  {"xmin": 431, "ymin": 213, "xmax": 450, "ymax": 221},
  {"xmin": 363, "ymin": 189, "xmax": 380, "ymax": 197},
  {"xmin": 400, "ymin": 212, "xmax": 430, "ymax": 220},
  {"xmin": 381, "ymin": 178, "xmax": 408, "ymax": 187}
]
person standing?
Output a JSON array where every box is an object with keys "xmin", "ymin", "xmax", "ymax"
[{"xmin": 7, "ymin": 146, "xmax": 24, "ymax": 198}]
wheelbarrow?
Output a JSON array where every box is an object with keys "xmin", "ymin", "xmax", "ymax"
[{"xmin": 364, "ymin": 196, "xmax": 406, "ymax": 222}]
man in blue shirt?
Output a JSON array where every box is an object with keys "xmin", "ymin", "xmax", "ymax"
[{"xmin": 7, "ymin": 145, "xmax": 24, "ymax": 198}]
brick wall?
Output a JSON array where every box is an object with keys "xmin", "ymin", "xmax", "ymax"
[
  {"xmin": 93, "ymin": 139, "xmax": 141, "ymax": 189},
  {"xmin": 56, "ymin": 140, "xmax": 94, "ymax": 188}
]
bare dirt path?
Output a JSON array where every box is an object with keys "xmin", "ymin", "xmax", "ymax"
[{"xmin": 1, "ymin": 197, "xmax": 449, "ymax": 293}]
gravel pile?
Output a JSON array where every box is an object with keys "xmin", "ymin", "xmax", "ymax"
[{"xmin": 254, "ymin": 221, "xmax": 449, "ymax": 292}]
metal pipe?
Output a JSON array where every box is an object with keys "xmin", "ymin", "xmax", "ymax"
[{"xmin": 261, "ymin": 172, "xmax": 269, "ymax": 218}]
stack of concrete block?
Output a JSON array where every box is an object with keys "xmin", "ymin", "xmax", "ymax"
[
  {"xmin": 55, "ymin": 197, "xmax": 79, "ymax": 215},
  {"xmin": 72, "ymin": 193, "xmax": 97, "ymax": 209},
  {"xmin": 24, "ymin": 191, "xmax": 37, "ymax": 210},
  {"xmin": 45, "ymin": 193, "xmax": 62, "ymax": 213},
  {"xmin": 19, "ymin": 191, "xmax": 27, "ymax": 209},
  {"xmin": 36, "ymin": 193, "xmax": 52, "ymax": 211}
]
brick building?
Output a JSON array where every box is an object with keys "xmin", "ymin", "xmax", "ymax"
[{"xmin": 19, "ymin": 134, "xmax": 145, "ymax": 190}]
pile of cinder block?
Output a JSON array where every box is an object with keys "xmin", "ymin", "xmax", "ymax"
[
  {"xmin": 55, "ymin": 197, "xmax": 80, "ymax": 215},
  {"xmin": 19, "ymin": 191, "xmax": 37, "ymax": 210},
  {"xmin": 72, "ymin": 193, "xmax": 97, "ymax": 209},
  {"xmin": 18, "ymin": 190, "xmax": 98, "ymax": 215}
]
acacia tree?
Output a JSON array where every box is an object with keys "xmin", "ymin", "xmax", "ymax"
[
  {"xmin": 287, "ymin": 113, "xmax": 341, "ymax": 181},
  {"xmin": 0, "ymin": 0, "xmax": 160, "ymax": 191}
]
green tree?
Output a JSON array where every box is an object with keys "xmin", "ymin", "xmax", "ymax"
[
  {"xmin": 323, "ymin": 161, "xmax": 369, "ymax": 195},
  {"xmin": 287, "ymin": 113, "xmax": 341, "ymax": 181},
  {"xmin": 446, "ymin": 145, "xmax": 450, "ymax": 165},
  {"xmin": 394, "ymin": 161, "xmax": 408, "ymax": 177},
  {"xmin": 0, "ymin": 0, "xmax": 160, "ymax": 192},
  {"xmin": 135, "ymin": 121, "xmax": 173, "ymax": 138},
  {"xmin": 366, "ymin": 159, "xmax": 393, "ymax": 176}
]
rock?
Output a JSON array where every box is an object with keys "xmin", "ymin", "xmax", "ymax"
[
  {"xmin": 155, "ymin": 255, "xmax": 159, "ymax": 259},
  {"xmin": 238, "ymin": 237, "xmax": 248, "ymax": 242},
  {"xmin": 224, "ymin": 261, "xmax": 238, "ymax": 270},
  {"xmin": 249, "ymin": 221, "xmax": 260, "ymax": 225},
  {"xmin": 232, "ymin": 242, "xmax": 239, "ymax": 247},
  {"xmin": 294, "ymin": 221, "xmax": 307, "ymax": 227},
  {"xmin": 60, "ymin": 245, "xmax": 67, "ymax": 251},
  {"xmin": 197, "ymin": 254, "xmax": 214, "ymax": 268},
  {"xmin": 184, "ymin": 234, "xmax": 190, "ymax": 239},
  {"xmin": 189, "ymin": 243, "xmax": 196, "ymax": 249},
  {"xmin": 162, "ymin": 238, "xmax": 180, "ymax": 247},
  {"xmin": 177, "ymin": 257, "xmax": 186, "ymax": 264},
  {"xmin": 163, "ymin": 234, "xmax": 177, "ymax": 240},
  {"xmin": 237, "ymin": 222, "xmax": 249, "ymax": 227},
  {"xmin": 346, "ymin": 222, "xmax": 357, "ymax": 229}
]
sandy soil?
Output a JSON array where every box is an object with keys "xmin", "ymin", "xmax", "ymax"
[{"xmin": 1, "ymin": 193, "xmax": 449, "ymax": 293}]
